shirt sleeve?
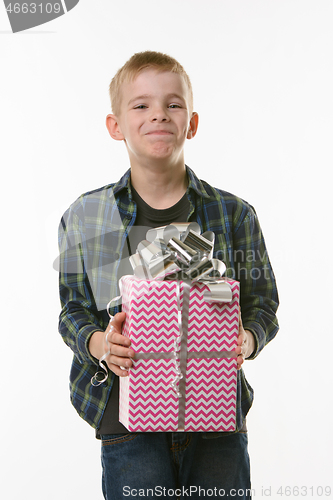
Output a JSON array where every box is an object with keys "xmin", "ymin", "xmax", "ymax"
[
  {"xmin": 58, "ymin": 206, "xmax": 104, "ymax": 366},
  {"xmin": 233, "ymin": 207, "xmax": 279, "ymax": 359}
]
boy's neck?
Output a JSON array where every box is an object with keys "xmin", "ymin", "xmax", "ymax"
[{"xmin": 130, "ymin": 161, "xmax": 188, "ymax": 210}]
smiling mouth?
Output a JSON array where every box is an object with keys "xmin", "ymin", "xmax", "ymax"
[{"xmin": 146, "ymin": 130, "xmax": 173, "ymax": 135}]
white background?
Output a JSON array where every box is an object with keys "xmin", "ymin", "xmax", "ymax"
[{"xmin": 1, "ymin": 1, "xmax": 332, "ymax": 499}]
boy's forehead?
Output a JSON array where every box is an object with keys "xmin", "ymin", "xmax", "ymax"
[{"xmin": 122, "ymin": 69, "xmax": 190, "ymax": 104}]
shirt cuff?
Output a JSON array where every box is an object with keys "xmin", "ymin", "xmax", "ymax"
[{"xmin": 77, "ymin": 324, "xmax": 104, "ymax": 366}]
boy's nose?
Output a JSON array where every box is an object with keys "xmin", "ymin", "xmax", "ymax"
[{"xmin": 150, "ymin": 107, "xmax": 169, "ymax": 122}]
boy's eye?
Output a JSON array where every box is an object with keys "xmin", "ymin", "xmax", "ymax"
[{"xmin": 133, "ymin": 103, "xmax": 182, "ymax": 110}]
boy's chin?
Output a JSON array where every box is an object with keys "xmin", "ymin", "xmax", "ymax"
[
  {"xmin": 145, "ymin": 143, "xmax": 180, "ymax": 160},
  {"xmin": 129, "ymin": 144, "xmax": 184, "ymax": 166}
]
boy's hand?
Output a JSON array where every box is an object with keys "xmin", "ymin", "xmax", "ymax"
[
  {"xmin": 89, "ymin": 312, "xmax": 135, "ymax": 377},
  {"xmin": 235, "ymin": 311, "xmax": 255, "ymax": 370}
]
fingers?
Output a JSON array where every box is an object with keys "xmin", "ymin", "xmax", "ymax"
[
  {"xmin": 235, "ymin": 342, "xmax": 245, "ymax": 370},
  {"xmin": 236, "ymin": 354, "xmax": 244, "ymax": 370},
  {"xmin": 106, "ymin": 312, "xmax": 128, "ymax": 347},
  {"xmin": 237, "ymin": 330, "xmax": 245, "ymax": 346},
  {"xmin": 236, "ymin": 329, "xmax": 255, "ymax": 369},
  {"xmin": 235, "ymin": 343, "xmax": 246, "ymax": 369},
  {"xmin": 107, "ymin": 329, "xmax": 131, "ymax": 350},
  {"xmin": 104, "ymin": 312, "xmax": 135, "ymax": 377},
  {"xmin": 109, "ymin": 310, "xmax": 126, "ymax": 328},
  {"xmin": 108, "ymin": 357, "xmax": 133, "ymax": 377}
]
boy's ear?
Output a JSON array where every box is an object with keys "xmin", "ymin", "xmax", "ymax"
[
  {"xmin": 106, "ymin": 114, "xmax": 125, "ymax": 141},
  {"xmin": 186, "ymin": 112, "xmax": 199, "ymax": 139}
]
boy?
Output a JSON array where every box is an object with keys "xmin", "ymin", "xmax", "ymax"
[{"xmin": 58, "ymin": 51, "xmax": 279, "ymax": 499}]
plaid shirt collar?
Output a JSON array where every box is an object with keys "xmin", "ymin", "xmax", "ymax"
[{"xmin": 111, "ymin": 165, "xmax": 211, "ymax": 200}]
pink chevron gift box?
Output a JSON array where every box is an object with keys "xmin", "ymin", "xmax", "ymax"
[{"xmin": 119, "ymin": 275, "xmax": 239, "ymax": 432}]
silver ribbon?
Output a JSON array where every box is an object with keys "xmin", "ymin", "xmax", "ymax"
[
  {"xmin": 176, "ymin": 280, "xmax": 191, "ymax": 430},
  {"xmin": 134, "ymin": 351, "xmax": 237, "ymax": 360}
]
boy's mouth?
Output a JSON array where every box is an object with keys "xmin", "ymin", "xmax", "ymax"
[{"xmin": 146, "ymin": 130, "xmax": 173, "ymax": 135}]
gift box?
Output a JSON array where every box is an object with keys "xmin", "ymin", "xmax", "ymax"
[{"xmin": 119, "ymin": 275, "xmax": 239, "ymax": 432}]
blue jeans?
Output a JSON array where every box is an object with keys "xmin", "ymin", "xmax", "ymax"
[{"xmin": 101, "ymin": 431, "xmax": 251, "ymax": 499}]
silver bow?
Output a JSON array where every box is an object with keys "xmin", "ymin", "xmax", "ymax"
[{"xmin": 129, "ymin": 222, "xmax": 232, "ymax": 302}]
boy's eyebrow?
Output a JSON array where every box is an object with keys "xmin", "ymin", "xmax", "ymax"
[
  {"xmin": 127, "ymin": 94, "xmax": 150, "ymax": 105},
  {"xmin": 166, "ymin": 93, "xmax": 186, "ymax": 102},
  {"xmin": 127, "ymin": 93, "xmax": 186, "ymax": 106}
]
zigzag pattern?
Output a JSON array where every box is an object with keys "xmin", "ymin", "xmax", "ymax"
[
  {"xmin": 121, "ymin": 277, "xmax": 180, "ymax": 351},
  {"xmin": 120, "ymin": 359, "xmax": 180, "ymax": 431},
  {"xmin": 119, "ymin": 276, "xmax": 239, "ymax": 432},
  {"xmin": 187, "ymin": 282, "xmax": 239, "ymax": 352},
  {"xmin": 184, "ymin": 358, "xmax": 237, "ymax": 431}
]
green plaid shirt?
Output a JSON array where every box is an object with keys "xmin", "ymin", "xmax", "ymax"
[{"xmin": 58, "ymin": 166, "xmax": 279, "ymax": 431}]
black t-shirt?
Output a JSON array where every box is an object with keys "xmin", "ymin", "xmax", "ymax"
[{"xmin": 97, "ymin": 185, "xmax": 190, "ymax": 436}]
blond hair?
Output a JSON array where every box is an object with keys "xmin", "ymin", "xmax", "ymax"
[{"xmin": 109, "ymin": 51, "xmax": 193, "ymax": 116}]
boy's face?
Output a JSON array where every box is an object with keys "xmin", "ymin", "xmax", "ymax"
[{"xmin": 107, "ymin": 69, "xmax": 198, "ymax": 167}]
